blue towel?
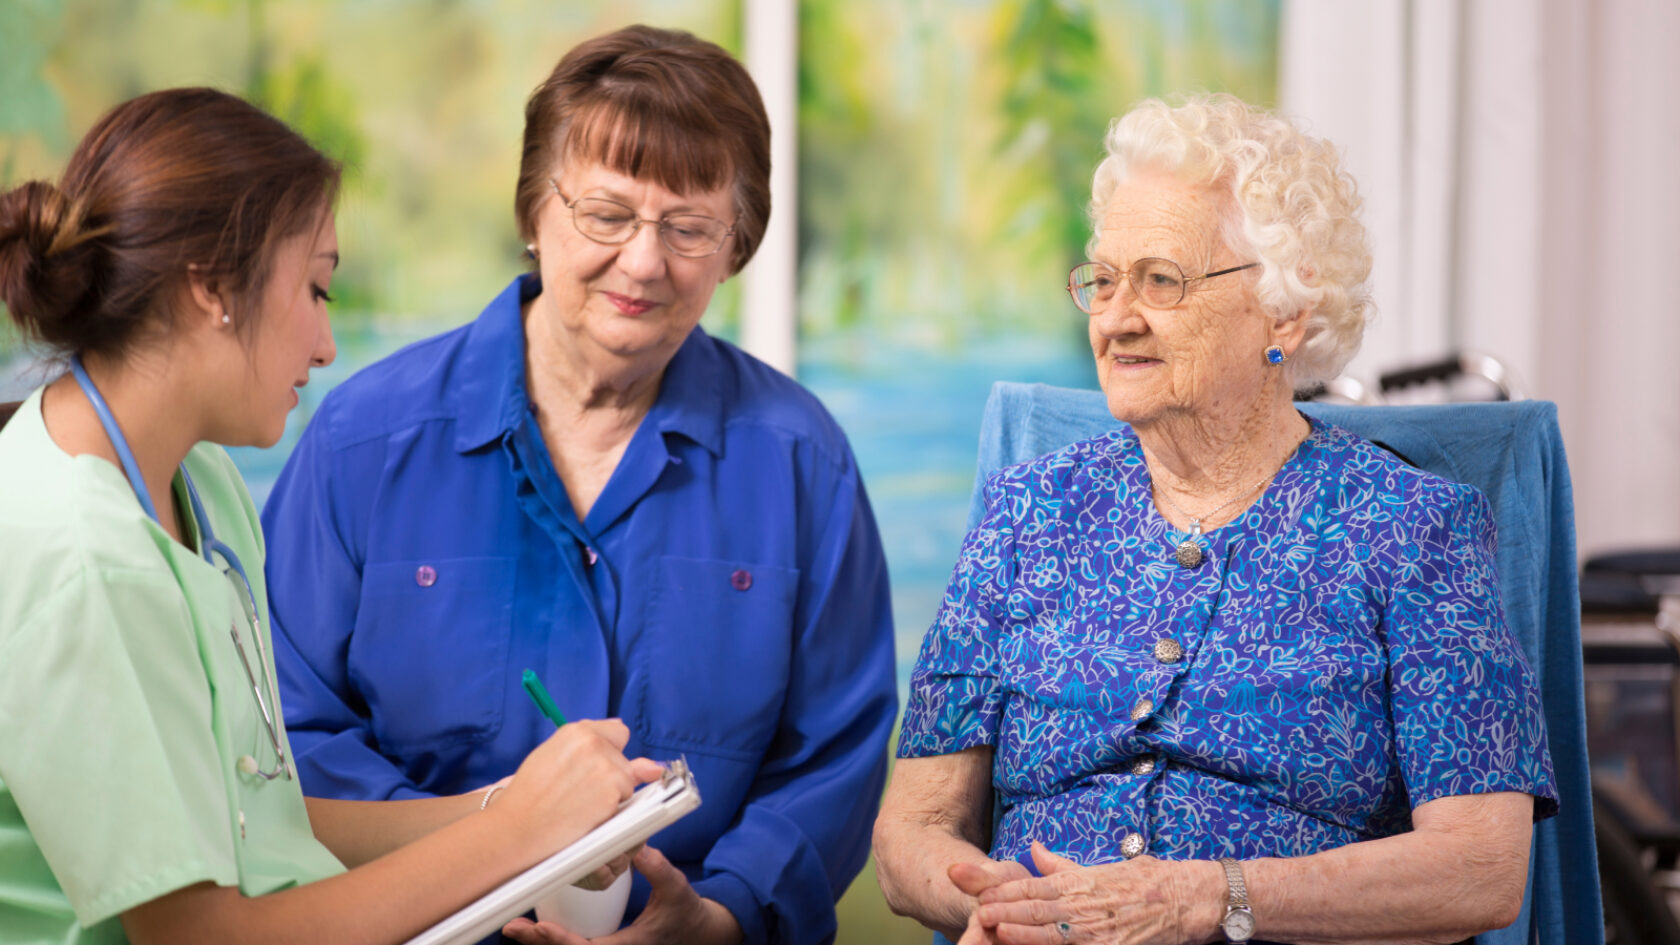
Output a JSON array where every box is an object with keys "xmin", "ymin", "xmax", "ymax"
[{"xmin": 957, "ymin": 381, "xmax": 1601, "ymax": 945}]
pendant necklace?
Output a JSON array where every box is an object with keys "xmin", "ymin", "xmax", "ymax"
[{"xmin": 1154, "ymin": 445, "xmax": 1299, "ymax": 569}]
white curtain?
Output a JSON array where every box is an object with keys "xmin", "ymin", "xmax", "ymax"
[{"xmin": 1281, "ymin": 0, "xmax": 1680, "ymax": 558}]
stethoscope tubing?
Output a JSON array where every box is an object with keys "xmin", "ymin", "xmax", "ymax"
[{"xmin": 66, "ymin": 354, "xmax": 290, "ymax": 780}]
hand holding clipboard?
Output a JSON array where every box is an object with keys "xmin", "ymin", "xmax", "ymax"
[{"xmin": 404, "ymin": 759, "xmax": 701, "ymax": 945}]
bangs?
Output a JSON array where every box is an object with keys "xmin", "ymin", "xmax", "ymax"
[{"xmin": 561, "ymin": 96, "xmax": 735, "ymax": 199}]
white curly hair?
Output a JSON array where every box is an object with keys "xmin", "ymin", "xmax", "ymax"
[{"xmin": 1091, "ymin": 93, "xmax": 1373, "ymax": 386}]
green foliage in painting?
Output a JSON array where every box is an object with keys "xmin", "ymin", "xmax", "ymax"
[
  {"xmin": 993, "ymin": 0, "xmax": 1109, "ymax": 264},
  {"xmin": 795, "ymin": 0, "xmax": 1279, "ymax": 348}
]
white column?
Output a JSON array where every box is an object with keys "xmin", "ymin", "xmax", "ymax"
[
  {"xmin": 741, "ymin": 0, "xmax": 799, "ymax": 376},
  {"xmin": 1280, "ymin": 0, "xmax": 1454, "ymax": 383}
]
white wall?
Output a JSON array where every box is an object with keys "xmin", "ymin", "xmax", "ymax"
[{"xmin": 1281, "ymin": 0, "xmax": 1680, "ymax": 557}]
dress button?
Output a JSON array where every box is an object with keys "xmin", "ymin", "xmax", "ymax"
[
  {"xmin": 1121, "ymin": 832, "xmax": 1146, "ymax": 858},
  {"xmin": 415, "ymin": 565, "xmax": 437, "ymax": 587},
  {"xmin": 731, "ymin": 569, "xmax": 753, "ymax": 591},
  {"xmin": 1131, "ymin": 755, "xmax": 1157, "ymax": 776},
  {"xmin": 1130, "ymin": 697, "xmax": 1154, "ymax": 721},
  {"xmin": 1151, "ymin": 638, "xmax": 1183, "ymax": 664}
]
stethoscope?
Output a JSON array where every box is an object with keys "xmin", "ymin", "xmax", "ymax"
[{"xmin": 68, "ymin": 355, "xmax": 292, "ymax": 781}]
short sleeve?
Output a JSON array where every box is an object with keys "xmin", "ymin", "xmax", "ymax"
[
  {"xmin": 898, "ymin": 473, "xmax": 1017, "ymax": 758},
  {"xmin": 0, "ymin": 569, "xmax": 237, "ymax": 926},
  {"xmin": 1384, "ymin": 484, "xmax": 1559, "ymax": 819}
]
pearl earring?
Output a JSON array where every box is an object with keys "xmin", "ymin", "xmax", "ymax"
[
  {"xmin": 525, "ymin": 243, "xmax": 538, "ymax": 260},
  {"xmin": 1264, "ymin": 345, "xmax": 1287, "ymax": 365},
  {"xmin": 221, "ymin": 313, "xmax": 232, "ymax": 327}
]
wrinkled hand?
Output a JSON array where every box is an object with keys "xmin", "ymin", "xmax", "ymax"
[
  {"xmin": 968, "ymin": 843, "xmax": 1214, "ymax": 945},
  {"xmin": 949, "ymin": 857, "xmax": 1033, "ymax": 945},
  {"xmin": 502, "ymin": 846, "xmax": 743, "ymax": 945}
]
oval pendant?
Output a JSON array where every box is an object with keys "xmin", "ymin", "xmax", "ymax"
[{"xmin": 1174, "ymin": 540, "xmax": 1203, "ymax": 569}]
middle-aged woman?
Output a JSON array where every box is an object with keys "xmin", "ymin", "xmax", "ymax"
[
  {"xmin": 873, "ymin": 93, "xmax": 1556, "ymax": 945},
  {"xmin": 0, "ymin": 87, "xmax": 657, "ymax": 945},
  {"xmin": 258, "ymin": 24, "xmax": 898, "ymax": 945}
]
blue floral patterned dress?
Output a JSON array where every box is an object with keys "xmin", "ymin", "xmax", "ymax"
[{"xmin": 900, "ymin": 416, "xmax": 1557, "ymax": 875}]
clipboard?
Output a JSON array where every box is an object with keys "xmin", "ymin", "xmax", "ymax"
[{"xmin": 404, "ymin": 759, "xmax": 701, "ymax": 945}]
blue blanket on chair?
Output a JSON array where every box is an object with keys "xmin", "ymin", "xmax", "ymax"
[{"xmin": 959, "ymin": 381, "xmax": 1600, "ymax": 945}]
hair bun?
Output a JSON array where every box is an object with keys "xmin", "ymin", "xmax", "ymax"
[{"xmin": 0, "ymin": 180, "xmax": 101, "ymax": 342}]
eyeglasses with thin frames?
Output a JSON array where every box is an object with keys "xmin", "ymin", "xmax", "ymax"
[
  {"xmin": 548, "ymin": 179, "xmax": 735, "ymax": 258},
  {"xmin": 1067, "ymin": 258, "xmax": 1258, "ymax": 313}
]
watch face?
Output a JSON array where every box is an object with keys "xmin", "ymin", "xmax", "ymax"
[{"xmin": 1223, "ymin": 908, "xmax": 1256, "ymax": 942}]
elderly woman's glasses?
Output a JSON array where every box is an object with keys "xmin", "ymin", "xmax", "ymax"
[
  {"xmin": 549, "ymin": 180, "xmax": 735, "ymax": 258},
  {"xmin": 1066, "ymin": 258, "xmax": 1258, "ymax": 313}
]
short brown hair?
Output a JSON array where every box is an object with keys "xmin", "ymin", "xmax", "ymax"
[
  {"xmin": 0, "ymin": 87, "xmax": 341, "ymax": 358},
  {"xmin": 514, "ymin": 25, "xmax": 770, "ymax": 274}
]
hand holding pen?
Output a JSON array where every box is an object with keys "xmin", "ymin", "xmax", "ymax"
[{"xmin": 507, "ymin": 669, "xmax": 664, "ymax": 887}]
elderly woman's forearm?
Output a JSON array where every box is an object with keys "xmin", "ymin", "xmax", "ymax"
[
  {"xmin": 1242, "ymin": 792, "xmax": 1532, "ymax": 944},
  {"xmin": 873, "ymin": 750, "xmax": 998, "ymax": 935},
  {"xmin": 872, "ymin": 812, "xmax": 993, "ymax": 935}
]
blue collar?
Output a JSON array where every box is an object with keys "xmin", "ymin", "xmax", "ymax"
[{"xmin": 449, "ymin": 273, "xmax": 727, "ymax": 457}]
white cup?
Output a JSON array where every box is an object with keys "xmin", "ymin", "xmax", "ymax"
[{"xmin": 534, "ymin": 869, "xmax": 631, "ymax": 937}]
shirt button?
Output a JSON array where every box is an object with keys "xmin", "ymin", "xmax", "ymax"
[
  {"xmin": 1129, "ymin": 697, "xmax": 1154, "ymax": 721},
  {"xmin": 584, "ymin": 546, "xmax": 599, "ymax": 566},
  {"xmin": 1152, "ymin": 639, "xmax": 1183, "ymax": 664},
  {"xmin": 731, "ymin": 569, "xmax": 753, "ymax": 591},
  {"xmin": 1131, "ymin": 755, "xmax": 1157, "ymax": 776},
  {"xmin": 415, "ymin": 565, "xmax": 437, "ymax": 587},
  {"xmin": 1121, "ymin": 832, "xmax": 1146, "ymax": 858}
]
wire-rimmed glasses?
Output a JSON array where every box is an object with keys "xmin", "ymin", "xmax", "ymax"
[
  {"xmin": 1066, "ymin": 258, "xmax": 1258, "ymax": 313},
  {"xmin": 219, "ymin": 557, "xmax": 291, "ymax": 781},
  {"xmin": 548, "ymin": 179, "xmax": 735, "ymax": 258}
]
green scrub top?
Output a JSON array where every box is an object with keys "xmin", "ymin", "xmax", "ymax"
[{"xmin": 0, "ymin": 388, "xmax": 344, "ymax": 944}]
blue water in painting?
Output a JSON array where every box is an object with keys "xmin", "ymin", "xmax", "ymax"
[{"xmin": 2, "ymin": 324, "xmax": 1096, "ymax": 695}]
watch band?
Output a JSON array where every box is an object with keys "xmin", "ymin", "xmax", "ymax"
[
  {"xmin": 1218, "ymin": 857, "xmax": 1255, "ymax": 943},
  {"xmin": 1220, "ymin": 857, "xmax": 1249, "ymax": 907}
]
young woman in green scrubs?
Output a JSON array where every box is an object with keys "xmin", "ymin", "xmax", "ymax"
[{"xmin": 0, "ymin": 87, "xmax": 661, "ymax": 945}]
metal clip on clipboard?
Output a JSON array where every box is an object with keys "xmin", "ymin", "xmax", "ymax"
[{"xmin": 405, "ymin": 759, "xmax": 701, "ymax": 945}]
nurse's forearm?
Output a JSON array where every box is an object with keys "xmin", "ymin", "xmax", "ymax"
[
  {"xmin": 123, "ymin": 799, "xmax": 569, "ymax": 945},
  {"xmin": 304, "ymin": 792, "xmax": 481, "ymax": 868}
]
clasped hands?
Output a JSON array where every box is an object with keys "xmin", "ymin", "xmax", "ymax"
[{"xmin": 952, "ymin": 843, "xmax": 1210, "ymax": 945}]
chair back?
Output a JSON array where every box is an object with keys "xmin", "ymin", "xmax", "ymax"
[{"xmin": 968, "ymin": 381, "xmax": 1601, "ymax": 945}]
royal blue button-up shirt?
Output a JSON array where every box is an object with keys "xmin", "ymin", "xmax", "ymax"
[{"xmin": 262, "ymin": 274, "xmax": 898, "ymax": 945}]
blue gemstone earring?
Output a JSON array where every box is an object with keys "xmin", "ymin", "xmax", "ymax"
[{"xmin": 1265, "ymin": 345, "xmax": 1287, "ymax": 365}]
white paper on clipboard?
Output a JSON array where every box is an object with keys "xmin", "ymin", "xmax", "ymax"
[{"xmin": 404, "ymin": 759, "xmax": 701, "ymax": 945}]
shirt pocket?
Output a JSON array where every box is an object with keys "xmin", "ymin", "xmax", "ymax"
[
  {"xmin": 635, "ymin": 555, "xmax": 798, "ymax": 760},
  {"xmin": 351, "ymin": 556, "xmax": 514, "ymax": 754}
]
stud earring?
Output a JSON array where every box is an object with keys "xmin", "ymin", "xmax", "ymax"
[
  {"xmin": 1265, "ymin": 345, "xmax": 1287, "ymax": 365},
  {"xmin": 525, "ymin": 243, "xmax": 538, "ymax": 260},
  {"xmin": 221, "ymin": 313, "xmax": 232, "ymax": 327}
]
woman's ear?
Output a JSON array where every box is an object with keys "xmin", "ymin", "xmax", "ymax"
[
  {"xmin": 1271, "ymin": 307, "xmax": 1310, "ymax": 354},
  {"xmin": 184, "ymin": 264, "xmax": 231, "ymax": 330}
]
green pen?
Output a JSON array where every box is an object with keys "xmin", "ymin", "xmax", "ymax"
[{"xmin": 521, "ymin": 668, "xmax": 568, "ymax": 727}]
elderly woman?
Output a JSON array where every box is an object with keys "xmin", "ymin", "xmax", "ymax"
[
  {"xmin": 259, "ymin": 25, "xmax": 896, "ymax": 945},
  {"xmin": 873, "ymin": 94, "xmax": 1556, "ymax": 945}
]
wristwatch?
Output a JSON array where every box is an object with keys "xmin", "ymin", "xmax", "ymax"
[{"xmin": 1218, "ymin": 858, "xmax": 1255, "ymax": 942}]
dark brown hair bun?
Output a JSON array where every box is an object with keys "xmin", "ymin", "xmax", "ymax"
[
  {"xmin": 0, "ymin": 180, "xmax": 105, "ymax": 349},
  {"xmin": 0, "ymin": 87, "xmax": 340, "ymax": 358}
]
